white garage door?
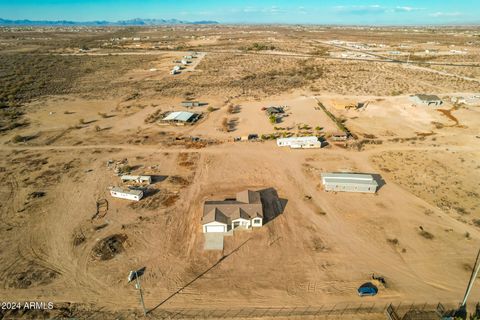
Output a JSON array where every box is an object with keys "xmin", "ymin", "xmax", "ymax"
[{"xmin": 205, "ymin": 225, "xmax": 226, "ymax": 233}]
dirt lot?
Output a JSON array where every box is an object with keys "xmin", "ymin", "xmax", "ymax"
[{"xmin": 1, "ymin": 25, "xmax": 480, "ymax": 319}]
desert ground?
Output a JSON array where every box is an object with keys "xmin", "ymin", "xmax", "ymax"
[{"xmin": 0, "ymin": 25, "xmax": 480, "ymax": 319}]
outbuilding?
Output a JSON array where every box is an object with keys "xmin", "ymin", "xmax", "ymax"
[
  {"xmin": 321, "ymin": 173, "xmax": 379, "ymax": 193},
  {"xmin": 161, "ymin": 111, "xmax": 200, "ymax": 125},
  {"xmin": 277, "ymin": 136, "xmax": 323, "ymax": 149},
  {"xmin": 110, "ymin": 187, "xmax": 143, "ymax": 201},
  {"xmin": 410, "ymin": 94, "xmax": 443, "ymax": 106}
]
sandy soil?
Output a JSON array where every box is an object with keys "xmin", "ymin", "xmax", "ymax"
[{"xmin": 1, "ymin": 25, "xmax": 480, "ymax": 319}]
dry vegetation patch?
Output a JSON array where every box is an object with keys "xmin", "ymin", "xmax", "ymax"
[{"xmin": 371, "ymin": 150, "xmax": 480, "ymax": 223}]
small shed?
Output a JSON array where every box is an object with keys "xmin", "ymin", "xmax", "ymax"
[
  {"xmin": 170, "ymin": 69, "xmax": 180, "ymax": 75},
  {"xmin": 110, "ymin": 187, "xmax": 143, "ymax": 201},
  {"xmin": 321, "ymin": 173, "xmax": 379, "ymax": 193},
  {"xmin": 411, "ymin": 94, "xmax": 443, "ymax": 106}
]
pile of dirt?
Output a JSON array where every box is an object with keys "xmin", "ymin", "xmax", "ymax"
[
  {"xmin": 91, "ymin": 234, "xmax": 128, "ymax": 261},
  {"xmin": 8, "ymin": 264, "xmax": 59, "ymax": 289}
]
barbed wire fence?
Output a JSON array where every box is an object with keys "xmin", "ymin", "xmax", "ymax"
[{"xmin": 148, "ymin": 301, "xmax": 458, "ymax": 319}]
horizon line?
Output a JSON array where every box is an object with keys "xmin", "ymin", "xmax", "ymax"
[{"xmin": 1, "ymin": 17, "xmax": 480, "ymax": 28}]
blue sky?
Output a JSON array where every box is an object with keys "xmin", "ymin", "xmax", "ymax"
[{"xmin": 0, "ymin": 0, "xmax": 479, "ymax": 25}]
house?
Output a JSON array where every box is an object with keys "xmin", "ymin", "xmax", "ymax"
[
  {"xmin": 170, "ymin": 69, "xmax": 180, "ymax": 75},
  {"xmin": 160, "ymin": 111, "xmax": 200, "ymax": 125},
  {"xmin": 110, "ymin": 187, "xmax": 143, "ymax": 201},
  {"xmin": 331, "ymin": 131, "xmax": 348, "ymax": 141},
  {"xmin": 202, "ymin": 190, "xmax": 264, "ymax": 233},
  {"xmin": 277, "ymin": 136, "xmax": 323, "ymax": 149},
  {"xmin": 321, "ymin": 173, "xmax": 379, "ymax": 193},
  {"xmin": 120, "ymin": 175, "xmax": 152, "ymax": 185},
  {"xmin": 411, "ymin": 94, "xmax": 443, "ymax": 106},
  {"xmin": 181, "ymin": 59, "xmax": 190, "ymax": 65},
  {"xmin": 173, "ymin": 65, "xmax": 181, "ymax": 71}
]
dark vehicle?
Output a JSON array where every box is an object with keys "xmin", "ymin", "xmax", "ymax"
[{"xmin": 357, "ymin": 282, "xmax": 378, "ymax": 296}]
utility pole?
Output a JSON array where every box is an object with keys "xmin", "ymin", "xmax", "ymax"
[
  {"xmin": 129, "ymin": 270, "xmax": 147, "ymax": 316},
  {"xmin": 461, "ymin": 248, "xmax": 480, "ymax": 307}
]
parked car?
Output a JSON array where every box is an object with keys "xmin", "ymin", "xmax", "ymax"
[{"xmin": 357, "ymin": 282, "xmax": 378, "ymax": 296}]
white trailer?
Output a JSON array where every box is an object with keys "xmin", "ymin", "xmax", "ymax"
[
  {"xmin": 277, "ymin": 136, "xmax": 322, "ymax": 149},
  {"xmin": 110, "ymin": 187, "xmax": 143, "ymax": 201}
]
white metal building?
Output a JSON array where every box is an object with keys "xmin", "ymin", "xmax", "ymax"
[
  {"xmin": 321, "ymin": 173, "xmax": 379, "ymax": 193},
  {"xmin": 110, "ymin": 187, "xmax": 143, "ymax": 201},
  {"xmin": 277, "ymin": 136, "xmax": 322, "ymax": 149},
  {"xmin": 162, "ymin": 111, "xmax": 200, "ymax": 123}
]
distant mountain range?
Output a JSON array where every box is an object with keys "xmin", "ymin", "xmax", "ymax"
[{"xmin": 0, "ymin": 18, "xmax": 219, "ymax": 26}]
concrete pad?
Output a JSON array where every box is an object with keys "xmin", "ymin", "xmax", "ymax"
[{"xmin": 204, "ymin": 233, "xmax": 224, "ymax": 251}]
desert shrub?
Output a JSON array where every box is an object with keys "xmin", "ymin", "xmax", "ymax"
[
  {"xmin": 12, "ymin": 135, "xmax": 24, "ymax": 143},
  {"xmin": 387, "ymin": 238, "xmax": 399, "ymax": 245},
  {"xmin": 221, "ymin": 118, "xmax": 229, "ymax": 132},
  {"xmin": 117, "ymin": 165, "xmax": 132, "ymax": 175},
  {"xmin": 241, "ymin": 42, "xmax": 276, "ymax": 51},
  {"xmin": 419, "ymin": 230, "xmax": 434, "ymax": 240}
]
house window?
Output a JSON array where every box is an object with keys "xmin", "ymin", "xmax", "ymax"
[{"xmin": 253, "ymin": 219, "xmax": 261, "ymax": 225}]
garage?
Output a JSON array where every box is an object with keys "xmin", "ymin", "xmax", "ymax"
[{"xmin": 204, "ymin": 225, "xmax": 226, "ymax": 233}]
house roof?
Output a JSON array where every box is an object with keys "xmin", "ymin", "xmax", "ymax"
[
  {"xmin": 202, "ymin": 190, "xmax": 263, "ymax": 225},
  {"xmin": 236, "ymin": 190, "xmax": 261, "ymax": 204},
  {"xmin": 202, "ymin": 208, "xmax": 228, "ymax": 225}
]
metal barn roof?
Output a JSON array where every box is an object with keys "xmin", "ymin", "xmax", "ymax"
[
  {"xmin": 163, "ymin": 111, "xmax": 195, "ymax": 122},
  {"xmin": 321, "ymin": 173, "xmax": 378, "ymax": 186},
  {"xmin": 414, "ymin": 94, "xmax": 442, "ymax": 102}
]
